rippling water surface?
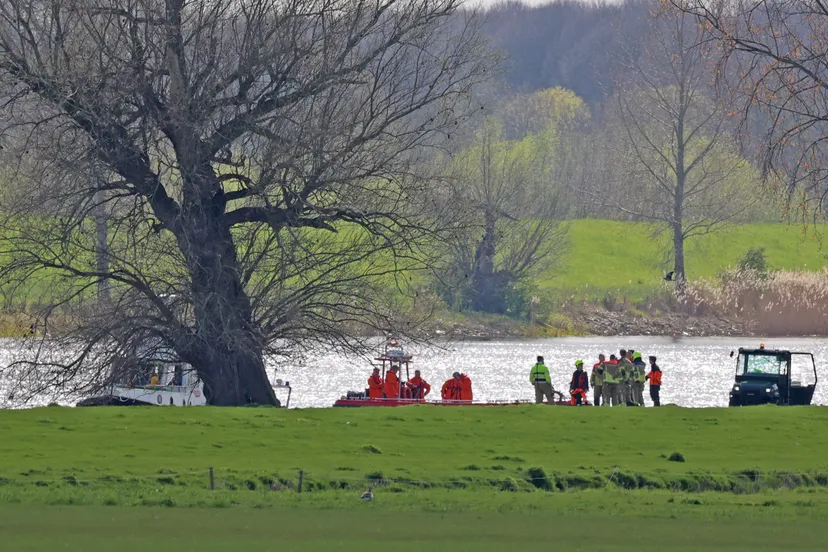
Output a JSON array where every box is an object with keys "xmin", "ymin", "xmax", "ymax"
[
  {"xmin": 2, "ymin": 336, "xmax": 827, "ymax": 409},
  {"xmin": 277, "ymin": 336, "xmax": 828, "ymax": 408}
]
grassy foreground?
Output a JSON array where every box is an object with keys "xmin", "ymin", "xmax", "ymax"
[{"xmin": 3, "ymin": 405, "xmax": 828, "ymax": 550}]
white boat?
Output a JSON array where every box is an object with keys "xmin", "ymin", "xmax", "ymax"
[
  {"xmin": 77, "ymin": 359, "xmax": 207, "ymax": 407},
  {"xmin": 76, "ymin": 346, "xmax": 292, "ymax": 407}
]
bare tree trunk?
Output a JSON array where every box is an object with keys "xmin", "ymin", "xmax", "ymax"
[
  {"xmin": 472, "ymin": 210, "xmax": 498, "ymax": 312},
  {"xmin": 176, "ymin": 186, "xmax": 278, "ymax": 406},
  {"xmin": 672, "ymin": 222, "xmax": 686, "ymax": 291},
  {"xmin": 94, "ymin": 200, "xmax": 110, "ymax": 304}
]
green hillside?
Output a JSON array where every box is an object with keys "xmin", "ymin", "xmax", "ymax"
[{"xmin": 540, "ymin": 221, "xmax": 828, "ymax": 302}]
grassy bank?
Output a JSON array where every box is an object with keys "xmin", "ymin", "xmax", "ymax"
[
  {"xmin": 543, "ymin": 220, "xmax": 828, "ymax": 303},
  {"xmin": 4, "ymin": 406, "xmax": 828, "ymax": 550},
  {"xmin": 3, "ymin": 405, "xmax": 828, "ymax": 498}
]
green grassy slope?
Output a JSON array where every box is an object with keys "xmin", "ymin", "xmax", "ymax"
[
  {"xmin": 541, "ymin": 221, "xmax": 828, "ymax": 302},
  {"xmin": 2, "ymin": 405, "xmax": 827, "ymax": 488}
]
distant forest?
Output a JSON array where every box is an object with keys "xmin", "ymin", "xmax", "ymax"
[{"xmin": 482, "ymin": 0, "xmax": 650, "ymax": 104}]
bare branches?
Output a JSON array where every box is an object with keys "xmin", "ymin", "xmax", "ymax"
[
  {"xmin": 677, "ymin": 0, "xmax": 828, "ymax": 221},
  {"xmin": 608, "ymin": 5, "xmax": 753, "ymax": 283},
  {"xmin": 0, "ymin": 0, "xmax": 496, "ymax": 405}
]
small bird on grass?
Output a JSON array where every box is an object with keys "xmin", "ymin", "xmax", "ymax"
[
  {"xmin": 664, "ymin": 271, "xmax": 674, "ymax": 282},
  {"xmin": 360, "ymin": 484, "xmax": 375, "ymax": 501}
]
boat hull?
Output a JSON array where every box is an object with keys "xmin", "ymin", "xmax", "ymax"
[
  {"xmin": 333, "ymin": 398, "xmax": 580, "ymax": 407},
  {"xmin": 76, "ymin": 384, "xmax": 207, "ymax": 407}
]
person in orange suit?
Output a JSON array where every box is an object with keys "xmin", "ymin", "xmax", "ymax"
[
  {"xmin": 367, "ymin": 367, "xmax": 384, "ymax": 399},
  {"xmin": 458, "ymin": 373, "xmax": 473, "ymax": 402},
  {"xmin": 407, "ymin": 370, "xmax": 431, "ymax": 399},
  {"xmin": 384, "ymin": 365, "xmax": 401, "ymax": 399},
  {"xmin": 441, "ymin": 374, "xmax": 460, "ymax": 401}
]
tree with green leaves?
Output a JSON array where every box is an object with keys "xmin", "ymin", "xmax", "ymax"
[{"xmin": 438, "ymin": 88, "xmax": 582, "ymax": 315}]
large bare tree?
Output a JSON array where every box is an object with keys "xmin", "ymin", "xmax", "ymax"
[
  {"xmin": 0, "ymin": 0, "xmax": 495, "ymax": 405},
  {"xmin": 679, "ymin": 0, "xmax": 828, "ymax": 219},
  {"xmin": 609, "ymin": 6, "xmax": 751, "ymax": 287}
]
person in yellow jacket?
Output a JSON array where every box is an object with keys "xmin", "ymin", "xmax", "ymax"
[
  {"xmin": 631, "ymin": 352, "xmax": 647, "ymax": 406},
  {"xmin": 601, "ymin": 355, "xmax": 620, "ymax": 406},
  {"xmin": 618, "ymin": 350, "xmax": 634, "ymax": 406},
  {"xmin": 529, "ymin": 356, "xmax": 555, "ymax": 404},
  {"xmin": 590, "ymin": 354, "xmax": 605, "ymax": 407}
]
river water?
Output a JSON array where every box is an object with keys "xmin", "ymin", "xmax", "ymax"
[
  {"xmin": 2, "ymin": 336, "xmax": 826, "ymax": 409},
  {"xmin": 275, "ymin": 336, "xmax": 828, "ymax": 408}
]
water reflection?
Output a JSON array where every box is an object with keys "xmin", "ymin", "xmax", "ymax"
[
  {"xmin": 2, "ymin": 336, "xmax": 826, "ymax": 409},
  {"xmin": 275, "ymin": 337, "xmax": 828, "ymax": 408}
]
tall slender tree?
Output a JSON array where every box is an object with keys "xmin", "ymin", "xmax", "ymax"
[{"xmin": 610, "ymin": 6, "xmax": 751, "ymax": 288}]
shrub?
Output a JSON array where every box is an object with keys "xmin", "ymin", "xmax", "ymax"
[
  {"xmin": 667, "ymin": 452, "xmax": 685, "ymax": 463},
  {"xmin": 738, "ymin": 247, "xmax": 768, "ymax": 274},
  {"xmin": 500, "ymin": 477, "xmax": 519, "ymax": 492},
  {"xmin": 526, "ymin": 467, "xmax": 553, "ymax": 491}
]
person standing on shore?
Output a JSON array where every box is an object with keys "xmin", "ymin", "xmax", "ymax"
[
  {"xmin": 591, "ymin": 355, "xmax": 605, "ymax": 406},
  {"xmin": 570, "ymin": 360, "xmax": 589, "ymax": 405},
  {"xmin": 602, "ymin": 355, "xmax": 620, "ymax": 406},
  {"xmin": 530, "ymin": 356, "xmax": 555, "ymax": 404},
  {"xmin": 646, "ymin": 356, "xmax": 662, "ymax": 406},
  {"xmin": 631, "ymin": 352, "xmax": 647, "ymax": 406},
  {"xmin": 618, "ymin": 350, "xmax": 634, "ymax": 406}
]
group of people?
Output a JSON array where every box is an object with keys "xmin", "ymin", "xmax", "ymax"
[
  {"xmin": 365, "ymin": 350, "xmax": 662, "ymax": 406},
  {"xmin": 531, "ymin": 350, "xmax": 663, "ymax": 407},
  {"xmin": 367, "ymin": 366, "xmax": 474, "ymax": 402}
]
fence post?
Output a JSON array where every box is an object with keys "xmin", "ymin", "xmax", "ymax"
[
  {"xmin": 298, "ymin": 470, "xmax": 304, "ymax": 494},
  {"xmin": 209, "ymin": 467, "xmax": 215, "ymax": 491}
]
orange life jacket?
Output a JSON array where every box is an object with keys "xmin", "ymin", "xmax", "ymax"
[
  {"xmin": 407, "ymin": 376, "xmax": 431, "ymax": 398},
  {"xmin": 367, "ymin": 374, "xmax": 384, "ymax": 399},
  {"xmin": 384, "ymin": 370, "xmax": 400, "ymax": 398},
  {"xmin": 458, "ymin": 374, "xmax": 473, "ymax": 401},
  {"xmin": 647, "ymin": 370, "xmax": 662, "ymax": 386},
  {"xmin": 441, "ymin": 379, "xmax": 459, "ymax": 400}
]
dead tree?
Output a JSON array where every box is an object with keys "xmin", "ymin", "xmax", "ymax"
[{"xmin": 0, "ymin": 0, "xmax": 495, "ymax": 405}]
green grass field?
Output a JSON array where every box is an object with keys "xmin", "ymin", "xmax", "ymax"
[
  {"xmin": 3, "ymin": 503, "xmax": 828, "ymax": 551},
  {"xmin": 541, "ymin": 221, "xmax": 828, "ymax": 303},
  {"xmin": 3, "ymin": 405, "xmax": 828, "ymax": 550}
]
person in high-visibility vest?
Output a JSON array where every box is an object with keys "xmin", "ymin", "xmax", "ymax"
[
  {"xmin": 618, "ymin": 350, "xmax": 634, "ymax": 406},
  {"xmin": 601, "ymin": 355, "xmax": 620, "ymax": 406},
  {"xmin": 631, "ymin": 352, "xmax": 647, "ymax": 406},
  {"xmin": 646, "ymin": 356, "xmax": 663, "ymax": 407},
  {"xmin": 529, "ymin": 356, "xmax": 555, "ymax": 404},
  {"xmin": 590, "ymin": 354, "xmax": 605, "ymax": 407}
]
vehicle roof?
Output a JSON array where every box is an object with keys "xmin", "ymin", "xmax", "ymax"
[{"xmin": 738, "ymin": 348, "xmax": 790, "ymax": 355}]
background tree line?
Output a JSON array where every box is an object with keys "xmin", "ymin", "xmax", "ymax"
[{"xmin": 0, "ymin": 0, "xmax": 817, "ymax": 405}]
